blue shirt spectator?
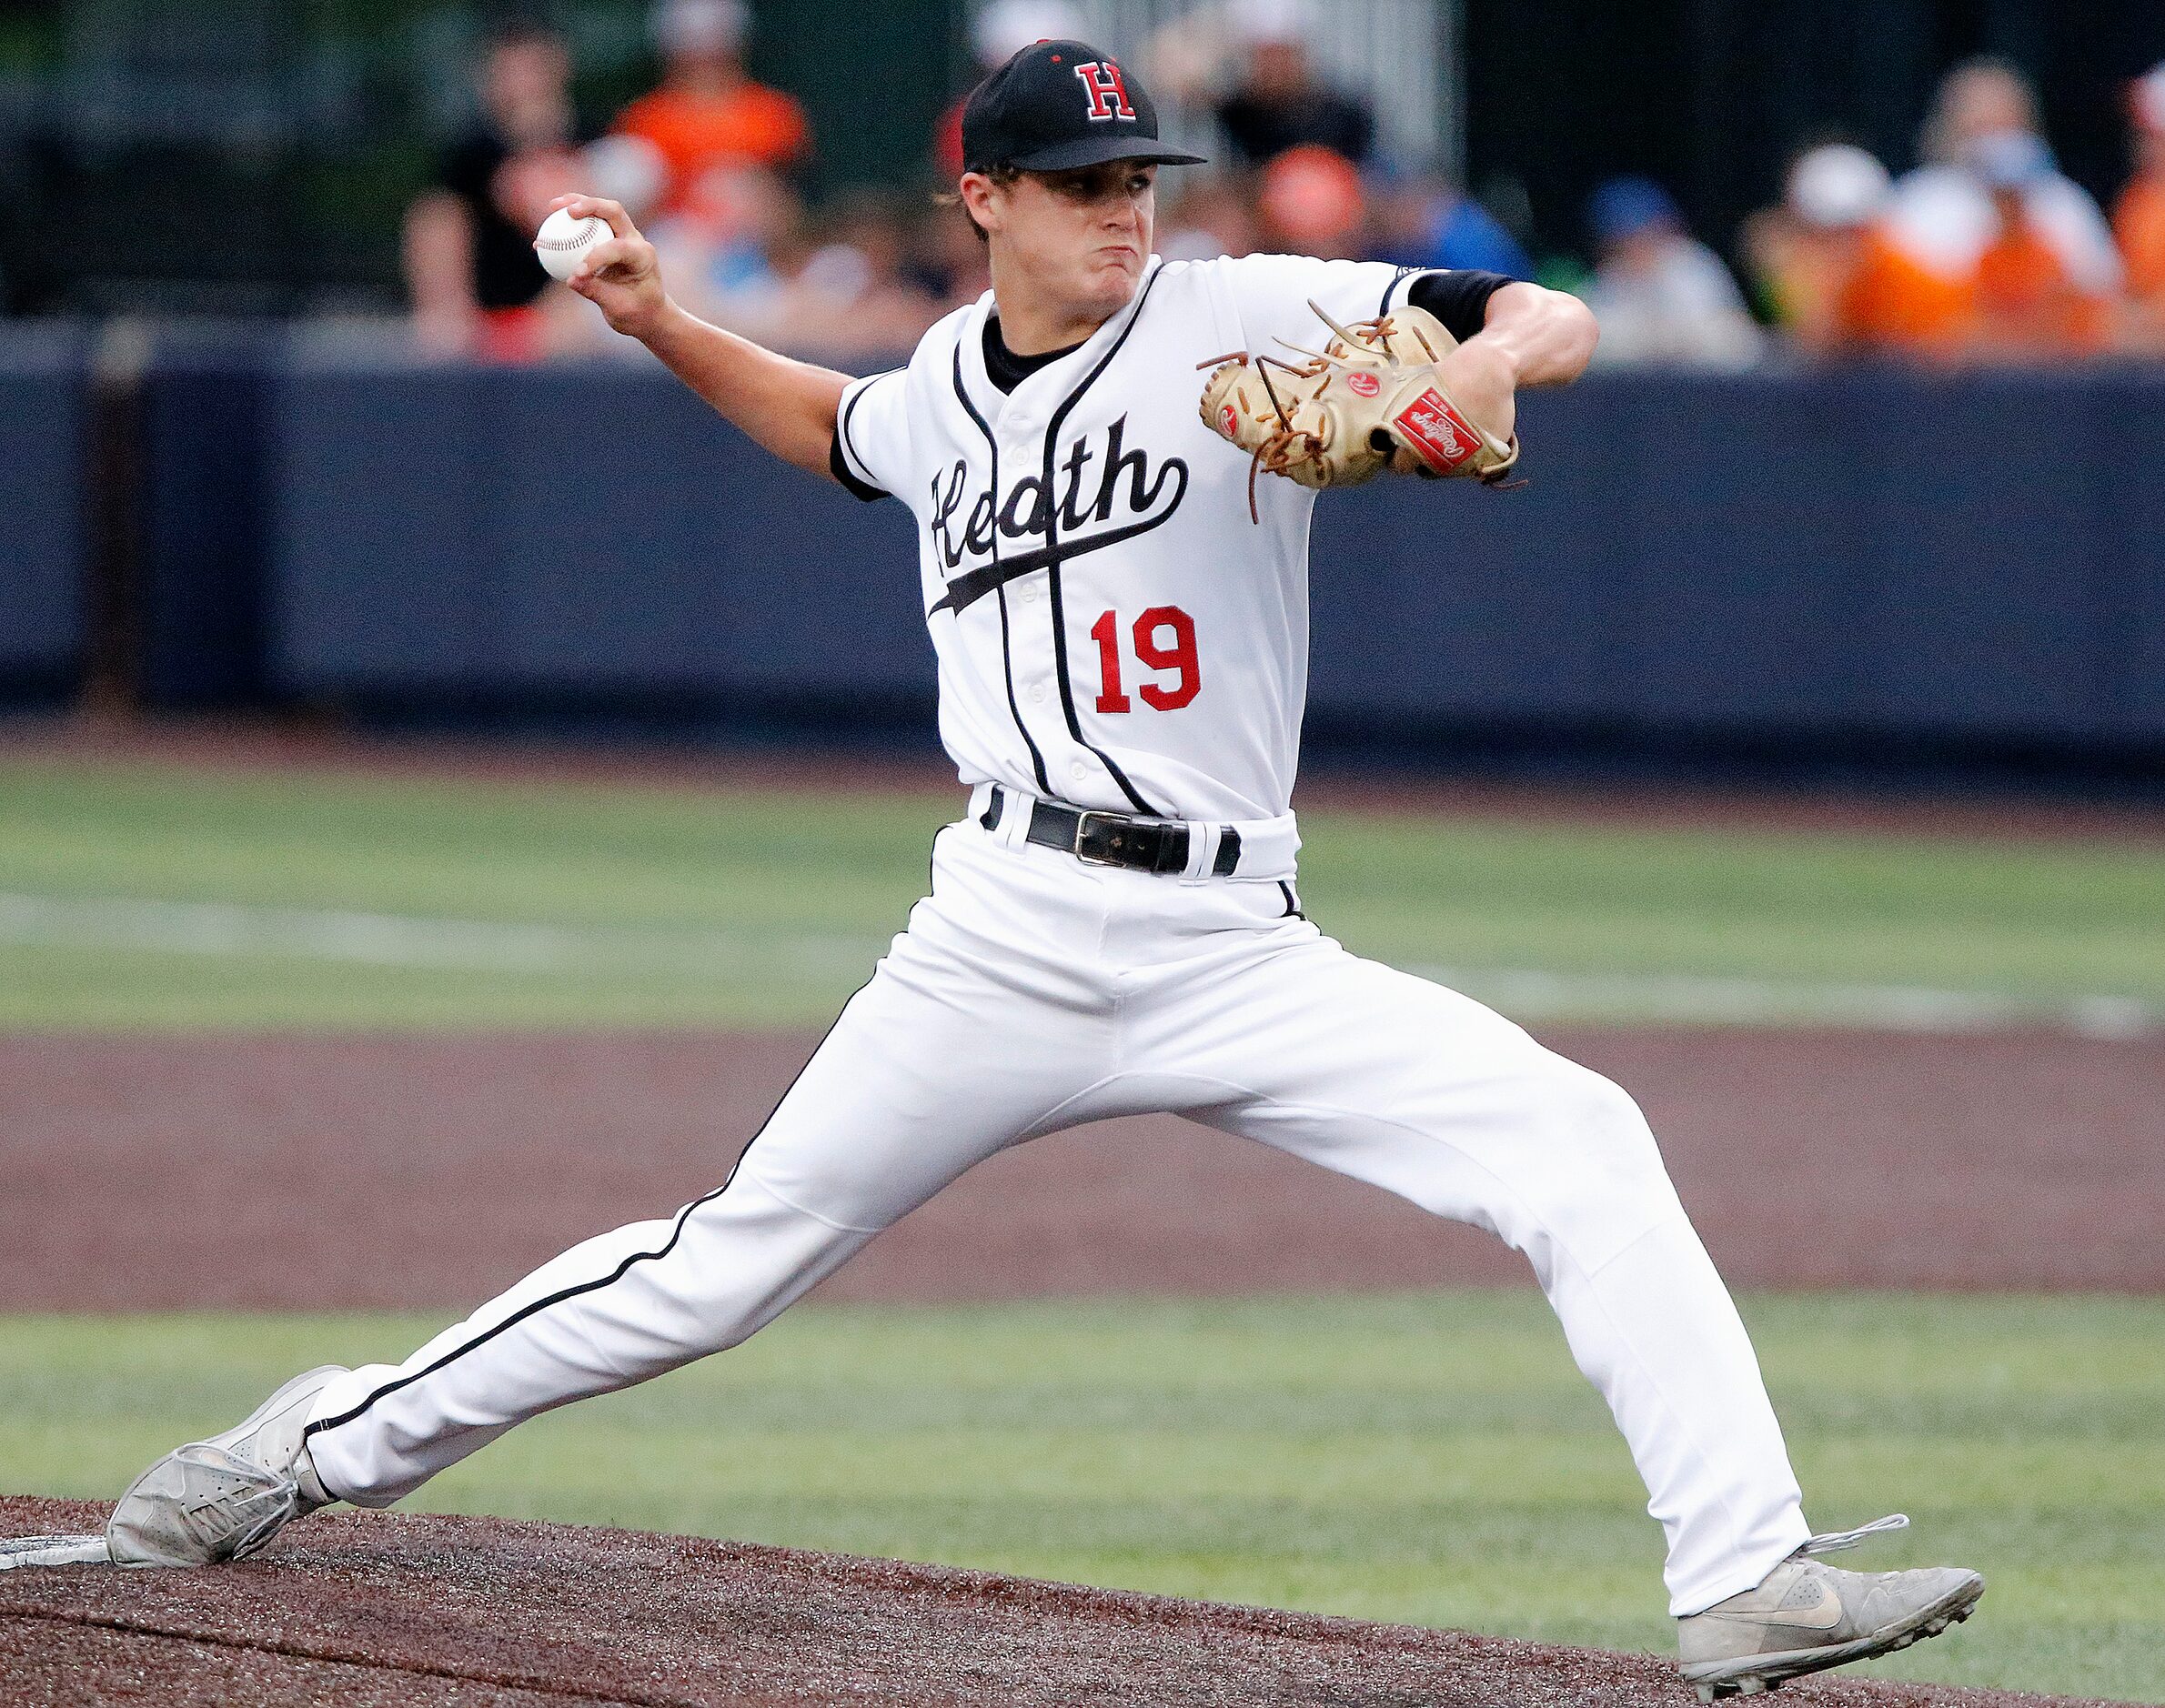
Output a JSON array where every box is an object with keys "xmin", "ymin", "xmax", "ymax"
[
  {"xmin": 1583, "ymin": 176, "xmax": 1764, "ymax": 367},
  {"xmin": 1375, "ymin": 185, "xmax": 1535, "ymax": 278}
]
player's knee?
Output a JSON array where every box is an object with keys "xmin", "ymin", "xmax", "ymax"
[
  {"xmin": 1560, "ymin": 1060, "xmax": 1656, "ymax": 1149},
  {"xmin": 1475, "ymin": 1056, "xmax": 1685, "ymax": 1276},
  {"xmin": 1528, "ymin": 1057, "xmax": 1674, "ymax": 1199}
]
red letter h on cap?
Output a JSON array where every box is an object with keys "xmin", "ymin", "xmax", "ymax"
[{"xmin": 1074, "ymin": 61, "xmax": 1135, "ymax": 121}]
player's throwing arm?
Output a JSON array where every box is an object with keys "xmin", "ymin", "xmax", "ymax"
[{"xmin": 537, "ymin": 193, "xmax": 851, "ymax": 479}]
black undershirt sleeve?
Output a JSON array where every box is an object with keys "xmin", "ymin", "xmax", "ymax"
[{"xmin": 1404, "ymin": 269, "xmax": 1516, "ymax": 345}]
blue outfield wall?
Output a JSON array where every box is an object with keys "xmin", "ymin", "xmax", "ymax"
[
  {"xmin": 138, "ymin": 326, "xmax": 274, "ymax": 708},
  {"xmin": 269, "ymin": 341, "xmax": 922, "ymax": 707},
  {"xmin": 0, "ymin": 326, "xmax": 91, "ymax": 697},
  {"xmin": 210, "ymin": 344, "xmax": 2165, "ymax": 760},
  {"xmin": 1313, "ymin": 369, "xmax": 2165, "ymax": 749}
]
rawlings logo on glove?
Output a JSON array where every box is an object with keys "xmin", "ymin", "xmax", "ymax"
[
  {"xmin": 1393, "ymin": 388, "xmax": 1484, "ymax": 473},
  {"xmin": 1197, "ymin": 301, "xmax": 1520, "ymax": 521}
]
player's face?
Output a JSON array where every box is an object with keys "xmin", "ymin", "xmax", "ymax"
[{"xmin": 983, "ymin": 162, "xmax": 1157, "ymax": 320}]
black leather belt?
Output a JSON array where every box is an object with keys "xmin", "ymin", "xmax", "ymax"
[{"xmin": 981, "ymin": 786, "xmax": 1242, "ymax": 877}]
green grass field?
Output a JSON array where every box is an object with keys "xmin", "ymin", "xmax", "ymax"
[
  {"xmin": 3, "ymin": 752, "xmax": 2162, "ymax": 1700},
  {"xmin": 3, "ymin": 1295, "xmax": 2160, "ymax": 1701},
  {"xmin": 4, "ymin": 755, "xmax": 2165, "ymax": 1029}
]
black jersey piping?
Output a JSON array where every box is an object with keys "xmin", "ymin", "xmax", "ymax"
[
  {"xmin": 833, "ymin": 372, "xmax": 896, "ymax": 499},
  {"xmin": 948, "ymin": 342, "xmax": 1052, "ymax": 797},
  {"xmin": 1380, "ymin": 265, "xmax": 1423, "ymax": 316},
  {"xmin": 303, "ymin": 948, "xmax": 896, "ymax": 1446},
  {"xmin": 1035, "ymin": 263, "xmax": 1169, "ymax": 817},
  {"xmin": 305, "ymin": 816, "xmax": 959, "ymax": 1446}
]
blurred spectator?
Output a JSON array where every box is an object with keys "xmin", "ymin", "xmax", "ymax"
[
  {"xmin": 1746, "ymin": 143, "xmax": 1972, "ymax": 358},
  {"xmin": 614, "ymin": 0, "xmax": 809, "ymax": 216},
  {"xmin": 1372, "ymin": 173, "xmax": 1536, "ymax": 278},
  {"xmin": 581, "ymin": 134, "xmax": 669, "ymax": 227},
  {"xmin": 909, "ymin": 185, "xmax": 994, "ymax": 312},
  {"xmin": 935, "ymin": 0, "xmax": 1089, "ymax": 180},
  {"xmin": 647, "ymin": 160, "xmax": 798, "ymax": 332},
  {"xmin": 1213, "ymin": 0, "xmax": 1374, "ymax": 168},
  {"xmin": 1148, "ymin": 0, "xmax": 1371, "ymax": 170},
  {"xmin": 1887, "ymin": 58, "xmax": 2120, "ymax": 313},
  {"xmin": 1158, "ymin": 175, "xmax": 1258, "ymax": 261},
  {"xmin": 1254, "ymin": 145, "xmax": 1366, "ymax": 258},
  {"xmin": 403, "ymin": 22, "xmax": 589, "ymax": 360},
  {"xmin": 791, "ymin": 195, "xmax": 945, "ymax": 357},
  {"xmin": 1581, "ymin": 176, "xmax": 1764, "ymax": 368},
  {"xmin": 644, "ymin": 172, "xmax": 941, "ymax": 361},
  {"xmin": 2115, "ymin": 63, "xmax": 2165, "ymax": 351},
  {"xmin": 1968, "ymin": 130, "xmax": 2112, "ymax": 357}
]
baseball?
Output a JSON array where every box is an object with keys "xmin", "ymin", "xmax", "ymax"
[{"xmin": 534, "ymin": 207, "xmax": 610, "ymax": 283}]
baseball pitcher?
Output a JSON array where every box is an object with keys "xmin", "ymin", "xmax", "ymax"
[{"xmin": 25, "ymin": 40, "xmax": 1981, "ymax": 1700}]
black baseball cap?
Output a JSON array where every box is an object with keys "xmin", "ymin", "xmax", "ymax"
[{"xmin": 961, "ymin": 38, "xmax": 1207, "ymax": 174}]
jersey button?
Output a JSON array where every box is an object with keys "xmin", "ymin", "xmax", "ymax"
[
  {"xmin": 1069, "ymin": 760, "xmax": 1089, "ymax": 784},
  {"xmin": 1027, "ymin": 684, "xmax": 1046, "ymax": 705}
]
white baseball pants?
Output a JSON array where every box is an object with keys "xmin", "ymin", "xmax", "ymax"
[{"xmin": 305, "ymin": 809, "xmax": 1810, "ymax": 1615}]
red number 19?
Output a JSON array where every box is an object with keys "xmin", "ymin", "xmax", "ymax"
[{"xmin": 1092, "ymin": 606, "xmax": 1199, "ymax": 713}]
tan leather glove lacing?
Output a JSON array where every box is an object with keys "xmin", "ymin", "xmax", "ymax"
[{"xmin": 1199, "ymin": 300, "xmax": 1521, "ymax": 521}]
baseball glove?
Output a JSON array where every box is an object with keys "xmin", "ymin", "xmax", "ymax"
[{"xmin": 1198, "ymin": 301, "xmax": 1520, "ymax": 520}]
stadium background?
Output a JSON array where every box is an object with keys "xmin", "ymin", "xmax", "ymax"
[{"xmin": 3, "ymin": 1, "xmax": 2163, "ymax": 1703}]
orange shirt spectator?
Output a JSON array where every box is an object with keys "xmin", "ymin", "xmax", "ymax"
[
  {"xmin": 1974, "ymin": 214, "xmax": 2110, "ymax": 354},
  {"xmin": 1962, "ymin": 132, "xmax": 2112, "ymax": 357},
  {"xmin": 615, "ymin": 0, "xmax": 810, "ymax": 214},
  {"xmin": 1835, "ymin": 229, "xmax": 1975, "ymax": 351},
  {"xmin": 2120, "ymin": 64, "xmax": 2165, "ymax": 313},
  {"xmin": 2119, "ymin": 175, "xmax": 2165, "ymax": 301},
  {"xmin": 618, "ymin": 83, "xmax": 808, "ymax": 202},
  {"xmin": 1762, "ymin": 145, "xmax": 1975, "ymax": 357}
]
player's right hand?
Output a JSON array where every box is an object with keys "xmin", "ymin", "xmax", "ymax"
[{"xmin": 548, "ymin": 195, "xmax": 669, "ymax": 343}]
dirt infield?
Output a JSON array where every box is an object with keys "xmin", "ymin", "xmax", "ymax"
[
  {"xmin": 0, "ymin": 1497, "xmax": 2102, "ymax": 1708},
  {"xmin": 3, "ymin": 1025, "xmax": 2160, "ymax": 1311}
]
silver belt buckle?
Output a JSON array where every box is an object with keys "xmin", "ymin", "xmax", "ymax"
[{"xmin": 1073, "ymin": 809, "xmax": 1126, "ymax": 866}]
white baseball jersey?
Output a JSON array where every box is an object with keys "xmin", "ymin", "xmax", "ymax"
[{"xmin": 832, "ymin": 253, "xmax": 1441, "ymax": 827}]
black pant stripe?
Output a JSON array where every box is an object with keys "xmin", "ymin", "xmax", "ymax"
[{"xmin": 304, "ymin": 971, "xmax": 883, "ymax": 1445}]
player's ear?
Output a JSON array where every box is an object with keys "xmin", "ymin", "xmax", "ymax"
[{"xmin": 959, "ymin": 171, "xmax": 1004, "ymax": 236}]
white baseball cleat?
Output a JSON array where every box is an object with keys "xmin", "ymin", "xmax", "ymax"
[
  {"xmin": 1677, "ymin": 1515, "xmax": 1984, "ymax": 1700},
  {"xmin": 104, "ymin": 1365, "xmax": 348, "ymax": 1567}
]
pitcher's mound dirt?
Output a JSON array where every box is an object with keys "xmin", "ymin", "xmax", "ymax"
[{"xmin": 0, "ymin": 1498, "xmax": 2109, "ymax": 1708}]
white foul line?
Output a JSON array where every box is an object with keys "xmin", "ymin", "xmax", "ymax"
[
  {"xmin": 1404, "ymin": 963, "xmax": 2160, "ymax": 1040},
  {"xmin": 0, "ymin": 890, "xmax": 2154, "ymax": 1038},
  {"xmin": 0, "ymin": 891, "xmax": 875, "ymax": 980}
]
